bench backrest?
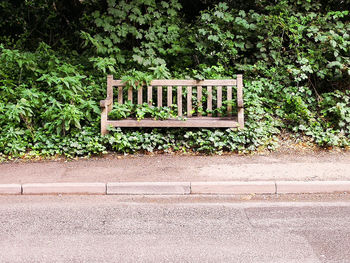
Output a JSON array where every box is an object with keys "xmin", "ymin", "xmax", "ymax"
[
  {"xmin": 106, "ymin": 75, "xmax": 243, "ymax": 119},
  {"xmin": 101, "ymin": 75, "xmax": 244, "ymax": 135}
]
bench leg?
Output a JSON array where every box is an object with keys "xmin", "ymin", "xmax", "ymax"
[
  {"xmin": 238, "ymin": 107, "xmax": 244, "ymax": 129},
  {"xmin": 101, "ymin": 107, "xmax": 108, "ymax": 135},
  {"xmin": 237, "ymin": 74, "xmax": 244, "ymax": 129}
]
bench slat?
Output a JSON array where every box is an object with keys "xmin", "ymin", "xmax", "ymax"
[
  {"xmin": 147, "ymin": 86, "xmax": 152, "ymax": 106},
  {"xmin": 107, "ymin": 117, "xmax": 239, "ymax": 128},
  {"xmin": 167, "ymin": 86, "xmax": 172, "ymax": 107},
  {"xmin": 217, "ymin": 86, "xmax": 222, "ymax": 117},
  {"xmin": 137, "ymin": 87, "xmax": 143, "ymax": 105},
  {"xmin": 157, "ymin": 86, "xmax": 162, "ymax": 107},
  {"xmin": 111, "ymin": 79, "xmax": 237, "ymax": 87},
  {"xmin": 177, "ymin": 86, "xmax": 182, "ymax": 117},
  {"xmin": 197, "ymin": 86, "xmax": 202, "ymax": 116},
  {"xmin": 128, "ymin": 87, "xmax": 133, "ymax": 102},
  {"xmin": 227, "ymin": 86, "xmax": 232, "ymax": 117},
  {"xmin": 187, "ymin": 86, "xmax": 192, "ymax": 117},
  {"xmin": 207, "ymin": 86, "xmax": 212, "ymax": 117},
  {"xmin": 118, "ymin": 87, "xmax": 123, "ymax": 104}
]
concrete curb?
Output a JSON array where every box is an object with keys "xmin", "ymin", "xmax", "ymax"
[
  {"xmin": 191, "ymin": 181, "xmax": 276, "ymax": 194},
  {"xmin": 276, "ymin": 181, "xmax": 350, "ymax": 194},
  {"xmin": 107, "ymin": 182, "xmax": 190, "ymax": 195},
  {"xmin": 1, "ymin": 181, "xmax": 350, "ymax": 195},
  {"xmin": 0, "ymin": 184, "xmax": 22, "ymax": 195},
  {"xmin": 22, "ymin": 183, "xmax": 106, "ymax": 195}
]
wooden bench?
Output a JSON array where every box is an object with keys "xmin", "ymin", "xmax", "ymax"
[{"xmin": 100, "ymin": 75, "xmax": 244, "ymax": 135}]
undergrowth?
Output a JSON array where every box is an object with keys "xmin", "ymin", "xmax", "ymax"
[{"xmin": 0, "ymin": 0, "xmax": 350, "ymax": 160}]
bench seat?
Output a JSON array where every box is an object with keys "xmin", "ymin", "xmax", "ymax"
[{"xmin": 107, "ymin": 117, "xmax": 239, "ymax": 128}]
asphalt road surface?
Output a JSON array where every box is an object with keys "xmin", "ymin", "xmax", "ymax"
[{"xmin": 1, "ymin": 195, "xmax": 350, "ymax": 263}]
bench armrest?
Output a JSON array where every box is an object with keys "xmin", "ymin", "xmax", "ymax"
[{"xmin": 100, "ymin": 97, "xmax": 113, "ymax": 108}]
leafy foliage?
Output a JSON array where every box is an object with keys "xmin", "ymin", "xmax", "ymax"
[
  {"xmin": 0, "ymin": 0, "xmax": 350, "ymax": 159},
  {"xmin": 81, "ymin": 0, "xmax": 189, "ymax": 70},
  {"xmin": 109, "ymin": 102, "xmax": 179, "ymax": 121}
]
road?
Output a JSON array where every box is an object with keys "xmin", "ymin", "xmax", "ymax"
[{"xmin": 1, "ymin": 195, "xmax": 350, "ymax": 263}]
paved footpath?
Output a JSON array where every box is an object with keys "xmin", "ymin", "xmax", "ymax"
[{"xmin": 1, "ymin": 152, "xmax": 350, "ymax": 195}]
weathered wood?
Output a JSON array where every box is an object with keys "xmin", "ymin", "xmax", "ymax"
[
  {"xmin": 101, "ymin": 76, "xmax": 244, "ymax": 135},
  {"xmin": 177, "ymin": 86, "xmax": 182, "ymax": 117},
  {"xmin": 217, "ymin": 85, "xmax": 222, "ymax": 117},
  {"xmin": 137, "ymin": 86, "xmax": 143, "ymax": 105},
  {"xmin": 101, "ymin": 106, "xmax": 108, "ymax": 135},
  {"xmin": 197, "ymin": 86, "xmax": 202, "ymax": 116},
  {"xmin": 207, "ymin": 86, "xmax": 212, "ymax": 117},
  {"xmin": 100, "ymin": 97, "xmax": 113, "ymax": 108},
  {"xmin": 237, "ymin": 74, "xmax": 244, "ymax": 129},
  {"xmin": 187, "ymin": 86, "xmax": 192, "ymax": 117},
  {"xmin": 128, "ymin": 87, "xmax": 133, "ymax": 102},
  {"xmin": 147, "ymin": 86, "xmax": 152, "ymax": 106},
  {"xmin": 157, "ymin": 86, "xmax": 162, "ymax": 107},
  {"xmin": 167, "ymin": 86, "xmax": 172, "ymax": 107},
  {"xmin": 227, "ymin": 86, "xmax": 232, "ymax": 117},
  {"xmin": 107, "ymin": 75, "xmax": 114, "ymax": 112},
  {"xmin": 107, "ymin": 117, "xmax": 239, "ymax": 128},
  {"xmin": 111, "ymin": 79, "xmax": 237, "ymax": 87},
  {"xmin": 118, "ymin": 86, "xmax": 123, "ymax": 104}
]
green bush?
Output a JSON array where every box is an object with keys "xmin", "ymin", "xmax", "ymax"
[{"xmin": 0, "ymin": 0, "xmax": 350, "ymax": 159}]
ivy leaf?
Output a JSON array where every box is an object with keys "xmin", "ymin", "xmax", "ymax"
[
  {"xmin": 327, "ymin": 61, "xmax": 342, "ymax": 68},
  {"xmin": 214, "ymin": 11, "xmax": 224, "ymax": 19},
  {"xmin": 132, "ymin": 54, "xmax": 144, "ymax": 65}
]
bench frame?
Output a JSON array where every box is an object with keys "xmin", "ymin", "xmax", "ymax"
[{"xmin": 100, "ymin": 75, "xmax": 244, "ymax": 135}]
